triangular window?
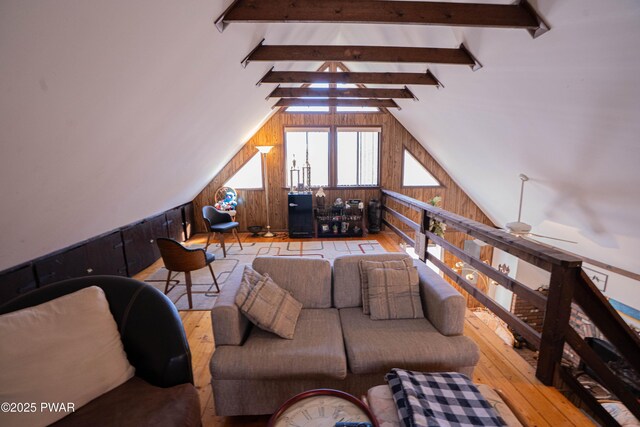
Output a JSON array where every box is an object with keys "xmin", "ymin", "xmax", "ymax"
[
  {"xmin": 402, "ymin": 149, "xmax": 440, "ymax": 187},
  {"xmin": 224, "ymin": 152, "xmax": 263, "ymax": 189}
]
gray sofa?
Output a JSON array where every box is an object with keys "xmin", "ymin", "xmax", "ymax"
[{"xmin": 209, "ymin": 253, "xmax": 479, "ymax": 416}]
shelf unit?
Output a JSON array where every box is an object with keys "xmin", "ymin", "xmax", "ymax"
[{"xmin": 314, "ymin": 205, "xmax": 365, "ymax": 238}]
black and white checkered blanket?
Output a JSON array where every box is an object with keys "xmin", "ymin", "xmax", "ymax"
[{"xmin": 385, "ymin": 369, "xmax": 507, "ymax": 427}]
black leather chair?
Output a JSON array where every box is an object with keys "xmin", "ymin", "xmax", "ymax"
[
  {"xmin": 0, "ymin": 276, "xmax": 201, "ymax": 426},
  {"xmin": 202, "ymin": 205, "xmax": 243, "ymax": 257},
  {"xmin": 156, "ymin": 237, "xmax": 219, "ymax": 309}
]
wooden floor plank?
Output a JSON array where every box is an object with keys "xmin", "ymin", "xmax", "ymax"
[{"xmin": 137, "ymin": 232, "xmax": 591, "ymax": 426}]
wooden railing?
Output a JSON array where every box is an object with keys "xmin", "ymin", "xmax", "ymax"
[{"xmin": 380, "ymin": 189, "xmax": 640, "ymax": 425}]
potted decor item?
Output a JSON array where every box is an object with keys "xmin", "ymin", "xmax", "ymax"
[{"xmin": 428, "ymin": 196, "xmax": 446, "ymax": 238}]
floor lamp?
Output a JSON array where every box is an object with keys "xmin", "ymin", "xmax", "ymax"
[{"xmin": 257, "ymin": 146, "xmax": 274, "ymax": 237}]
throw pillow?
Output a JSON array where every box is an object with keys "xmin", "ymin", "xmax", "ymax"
[
  {"xmin": 235, "ymin": 276, "xmax": 302, "ymax": 339},
  {"xmin": 0, "ymin": 286, "xmax": 135, "ymax": 427},
  {"xmin": 359, "ymin": 258, "xmax": 414, "ymax": 314},
  {"xmin": 367, "ymin": 266, "xmax": 424, "ymax": 320},
  {"xmin": 235, "ymin": 265, "xmax": 268, "ymax": 308}
]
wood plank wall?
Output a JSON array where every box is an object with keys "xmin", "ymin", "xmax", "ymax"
[{"xmin": 193, "ymin": 109, "xmax": 494, "ymax": 305}]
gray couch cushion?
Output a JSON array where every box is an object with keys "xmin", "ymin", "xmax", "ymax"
[
  {"xmin": 339, "ymin": 308, "xmax": 479, "ymax": 375},
  {"xmin": 333, "ymin": 253, "xmax": 411, "ymax": 309},
  {"xmin": 211, "ymin": 309, "xmax": 347, "ymax": 380},
  {"xmin": 253, "ymin": 257, "xmax": 332, "ymax": 308}
]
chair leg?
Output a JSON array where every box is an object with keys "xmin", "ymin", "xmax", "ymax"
[
  {"xmin": 208, "ymin": 264, "xmax": 220, "ymax": 293},
  {"xmin": 205, "ymin": 232, "xmax": 212, "ymax": 251},
  {"xmin": 164, "ymin": 270, "xmax": 172, "ymax": 294},
  {"xmin": 219, "ymin": 233, "xmax": 226, "ymax": 257},
  {"xmin": 233, "ymin": 228, "xmax": 243, "ymax": 250},
  {"xmin": 185, "ymin": 271, "xmax": 193, "ymax": 309}
]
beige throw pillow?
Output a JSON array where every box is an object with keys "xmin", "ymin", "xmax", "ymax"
[
  {"xmin": 0, "ymin": 286, "xmax": 135, "ymax": 427},
  {"xmin": 359, "ymin": 258, "xmax": 414, "ymax": 314},
  {"xmin": 235, "ymin": 265, "xmax": 268, "ymax": 307},
  {"xmin": 236, "ymin": 276, "xmax": 302, "ymax": 339},
  {"xmin": 367, "ymin": 267, "xmax": 424, "ymax": 320}
]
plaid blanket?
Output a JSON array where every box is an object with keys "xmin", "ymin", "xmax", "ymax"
[{"xmin": 385, "ymin": 369, "xmax": 507, "ymax": 427}]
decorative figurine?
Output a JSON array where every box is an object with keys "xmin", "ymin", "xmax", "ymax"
[{"xmin": 316, "ymin": 187, "xmax": 326, "ymax": 209}]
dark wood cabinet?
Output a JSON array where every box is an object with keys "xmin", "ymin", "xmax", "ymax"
[
  {"xmin": 0, "ymin": 265, "xmax": 38, "ymax": 304},
  {"xmin": 84, "ymin": 232, "xmax": 127, "ymax": 277},
  {"xmin": 288, "ymin": 193, "xmax": 314, "ymax": 238},
  {"xmin": 166, "ymin": 207, "xmax": 184, "ymax": 242},
  {"xmin": 122, "ymin": 214, "xmax": 167, "ymax": 276},
  {"xmin": 34, "ymin": 232, "xmax": 127, "ymax": 286},
  {"xmin": 183, "ymin": 203, "xmax": 195, "ymax": 240}
]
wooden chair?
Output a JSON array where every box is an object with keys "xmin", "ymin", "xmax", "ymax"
[
  {"xmin": 202, "ymin": 206, "xmax": 243, "ymax": 257},
  {"xmin": 156, "ymin": 237, "xmax": 219, "ymax": 309}
]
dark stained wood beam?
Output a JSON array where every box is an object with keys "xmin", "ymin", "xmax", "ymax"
[
  {"xmin": 258, "ymin": 69, "xmax": 442, "ymax": 86},
  {"xmin": 243, "ymin": 44, "xmax": 480, "ymax": 69},
  {"xmin": 273, "ymin": 98, "xmax": 399, "ymax": 109},
  {"xmin": 216, "ymin": 0, "xmax": 550, "ymax": 38},
  {"xmin": 268, "ymin": 87, "xmax": 416, "ymax": 99}
]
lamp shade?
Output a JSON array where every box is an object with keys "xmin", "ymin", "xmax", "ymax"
[{"xmin": 256, "ymin": 145, "xmax": 274, "ymax": 154}]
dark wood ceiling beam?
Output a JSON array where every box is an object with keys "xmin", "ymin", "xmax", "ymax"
[
  {"xmin": 268, "ymin": 87, "xmax": 416, "ymax": 99},
  {"xmin": 274, "ymin": 98, "xmax": 400, "ymax": 109},
  {"xmin": 243, "ymin": 43, "xmax": 480, "ymax": 70},
  {"xmin": 215, "ymin": 0, "xmax": 549, "ymax": 38},
  {"xmin": 258, "ymin": 69, "xmax": 441, "ymax": 86}
]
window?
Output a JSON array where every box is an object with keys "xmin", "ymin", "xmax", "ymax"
[
  {"xmin": 224, "ymin": 152, "xmax": 263, "ymax": 189},
  {"xmin": 286, "ymin": 83, "xmax": 330, "ymax": 113},
  {"xmin": 337, "ymin": 128, "xmax": 380, "ymax": 186},
  {"xmin": 285, "ymin": 128, "xmax": 329, "ymax": 187},
  {"xmin": 402, "ymin": 149, "xmax": 440, "ymax": 187}
]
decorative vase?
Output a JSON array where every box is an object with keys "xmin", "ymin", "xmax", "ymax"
[{"xmin": 368, "ymin": 199, "xmax": 382, "ymax": 233}]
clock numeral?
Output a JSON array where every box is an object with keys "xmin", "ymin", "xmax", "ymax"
[
  {"xmin": 318, "ymin": 406, "xmax": 325, "ymax": 417},
  {"xmin": 301, "ymin": 409, "xmax": 312, "ymax": 421}
]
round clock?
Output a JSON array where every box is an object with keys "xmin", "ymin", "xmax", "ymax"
[{"xmin": 268, "ymin": 389, "xmax": 379, "ymax": 427}]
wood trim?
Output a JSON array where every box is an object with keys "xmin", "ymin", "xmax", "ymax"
[
  {"xmin": 382, "ymin": 218, "xmax": 414, "ymax": 245},
  {"xmin": 536, "ymin": 265, "xmax": 578, "ymax": 385},
  {"xmin": 574, "ymin": 270, "xmax": 640, "ymax": 375},
  {"xmin": 565, "ymin": 329, "xmax": 640, "ymax": 421},
  {"xmin": 382, "ymin": 205, "xmax": 420, "ymax": 231},
  {"xmin": 382, "ymin": 189, "xmax": 582, "ymax": 269},
  {"xmin": 268, "ymin": 87, "xmax": 416, "ymax": 99},
  {"xmin": 425, "ymin": 230, "xmax": 548, "ymax": 311},
  {"xmin": 428, "ymin": 252, "xmax": 542, "ymax": 347},
  {"xmin": 248, "ymin": 45, "xmax": 476, "ymax": 66},
  {"xmin": 219, "ymin": 0, "xmax": 541, "ymax": 30},
  {"xmin": 558, "ymin": 366, "xmax": 620, "ymax": 427},
  {"xmin": 259, "ymin": 70, "xmax": 441, "ymax": 86},
  {"xmin": 274, "ymin": 99, "xmax": 400, "ymax": 109}
]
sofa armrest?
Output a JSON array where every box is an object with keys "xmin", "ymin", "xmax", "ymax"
[
  {"xmin": 211, "ymin": 279, "xmax": 250, "ymax": 346},
  {"xmin": 415, "ymin": 262, "xmax": 466, "ymax": 336}
]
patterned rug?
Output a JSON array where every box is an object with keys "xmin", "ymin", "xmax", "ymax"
[{"xmin": 145, "ymin": 240, "xmax": 386, "ymax": 311}]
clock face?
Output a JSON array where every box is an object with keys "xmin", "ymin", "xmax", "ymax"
[{"xmin": 271, "ymin": 391, "xmax": 374, "ymax": 427}]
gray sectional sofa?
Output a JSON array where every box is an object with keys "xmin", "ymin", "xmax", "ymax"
[{"xmin": 209, "ymin": 253, "xmax": 480, "ymax": 416}]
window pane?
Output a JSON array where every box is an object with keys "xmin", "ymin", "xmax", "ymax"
[
  {"xmin": 337, "ymin": 132, "xmax": 358, "ymax": 186},
  {"xmin": 224, "ymin": 152, "xmax": 263, "ymax": 189},
  {"xmin": 336, "ymin": 106, "xmax": 380, "ymax": 112},
  {"xmin": 285, "ymin": 130, "xmax": 329, "ymax": 188},
  {"xmin": 358, "ymin": 132, "xmax": 379, "ymax": 185},
  {"xmin": 402, "ymin": 149, "xmax": 440, "ymax": 186},
  {"xmin": 337, "ymin": 130, "xmax": 379, "ymax": 186}
]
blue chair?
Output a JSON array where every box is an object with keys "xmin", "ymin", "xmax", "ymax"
[{"xmin": 202, "ymin": 206, "xmax": 243, "ymax": 257}]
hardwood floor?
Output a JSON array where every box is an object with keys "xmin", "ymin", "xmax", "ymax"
[{"xmin": 135, "ymin": 232, "xmax": 594, "ymax": 426}]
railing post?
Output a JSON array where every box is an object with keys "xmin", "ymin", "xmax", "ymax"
[
  {"xmin": 414, "ymin": 210, "xmax": 429, "ymax": 262},
  {"xmin": 536, "ymin": 264, "xmax": 579, "ymax": 385}
]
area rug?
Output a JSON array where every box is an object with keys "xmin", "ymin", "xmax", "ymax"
[{"xmin": 145, "ymin": 240, "xmax": 385, "ymax": 311}]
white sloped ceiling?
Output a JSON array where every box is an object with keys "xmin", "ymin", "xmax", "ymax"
[{"xmin": 1, "ymin": 0, "xmax": 638, "ymax": 307}]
